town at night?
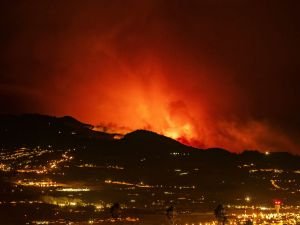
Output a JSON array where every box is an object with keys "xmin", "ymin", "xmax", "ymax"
[
  {"xmin": 1, "ymin": 1, "xmax": 300, "ymax": 224},
  {"xmin": 0, "ymin": 115, "xmax": 300, "ymax": 224}
]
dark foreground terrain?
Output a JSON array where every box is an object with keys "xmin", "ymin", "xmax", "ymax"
[{"xmin": 1, "ymin": 114, "xmax": 300, "ymax": 224}]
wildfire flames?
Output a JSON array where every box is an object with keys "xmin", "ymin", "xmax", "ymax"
[{"xmin": 1, "ymin": 1, "xmax": 299, "ymax": 153}]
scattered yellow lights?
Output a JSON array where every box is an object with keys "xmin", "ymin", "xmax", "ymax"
[
  {"xmin": 42, "ymin": 195, "xmax": 85, "ymax": 207},
  {"xmin": 0, "ymin": 163, "xmax": 11, "ymax": 172},
  {"xmin": 16, "ymin": 168, "xmax": 47, "ymax": 174},
  {"xmin": 86, "ymin": 217, "xmax": 140, "ymax": 224},
  {"xmin": 32, "ymin": 221, "xmax": 49, "ymax": 225},
  {"xmin": 34, "ymin": 217, "xmax": 140, "ymax": 224},
  {"xmin": 3, "ymin": 146, "xmax": 300, "ymax": 225},
  {"xmin": 31, "ymin": 214, "xmax": 300, "ymax": 225},
  {"xmin": 47, "ymin": 152, "xmax": 73, "ymax": 171},
  {"xmin": 56, "ymin": 188, "xmax": 90, "ymax": 192},
  {"xmin": 78, "ymin": 163, "xmax": 97, "ymax": 168},
  {"xmin": 95, "ymin": 204, "xmax": 104, "ymax": 210},
  {"xmin": 105, "ymin": 180, "xmax": 152, "ymax": 188},
  {"xmin": 0, "ymin": 147, "xmax": 74, "ymax": 175},
  {"xmin": 107, "ymin": 165, "xmax": 124, "ymax": 170},
  {"xmin": 0, "ymin": 200, "xmax": 43, "ymax": 205},
  {"xmin": 270, "ymin": 179, "xmax": 289, "ymax": 191},
  {"xmin": 77, "ymin": 164, "xmax": 125, "ymax": 170},
  {"xmin": 181, "ymin": 210, "xmax": 300, "ymax": 225},
  {"xmin": 106, "ymin": 217, "xmax": 140, "ymax": 223},
  {"xmin": 249, "ymin": 168, "xmax": 283, "ymax": 173},
  {"xmin": 170, "ymin": 152, "xmax": 190, "ymax": 156},
  {"xmin": 16, "ymin": 180, "xmax": 59, "ymax": 187},
  {"xmin": 179, "ymin": 172, "xmax": 189, "ymax": 176}
]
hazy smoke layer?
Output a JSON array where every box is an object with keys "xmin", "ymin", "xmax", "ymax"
[{"xmin": 1, "ymin": 1, "xmax": 300, "ymax": 152}]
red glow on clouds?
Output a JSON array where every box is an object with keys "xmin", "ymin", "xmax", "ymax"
[
  {"xmin": 64, "ymin": 55, "xmax": 296, "ymax": 152},
  {"xmin": 5, "ymin": 32, "xmax": 297, "ymax": 153},
  {"xmin": 1, "ymin": 1, "xmax": 300, "ymax": 153}
]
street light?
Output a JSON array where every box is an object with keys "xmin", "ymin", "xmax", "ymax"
[
  {"xmin": 245, "ymin": 196, "xmax": 251, "ymax": 218},
  {"xmin": 245, "ymin": 196, "xmax": 251, "ymax": 202},
  {"xmin": 274, "ymin": 200, "xmax": 281, "ymax": 214}
]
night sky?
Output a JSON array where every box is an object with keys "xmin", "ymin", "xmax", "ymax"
[{"xmin": 0, "ymin": 1, "xmax": 300, "ymax": 153}]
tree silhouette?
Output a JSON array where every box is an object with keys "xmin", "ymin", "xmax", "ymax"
[
  {"xmin": 245, "ymin": 219, "xmax": 253, "ymax": 225},
  {"xmin": 214, "ymin": 204, "xmax": 227, "ymax": 225},
  {"xmin": 110, "ymin": 202, "xmax": 121, "ymax": 218},
  {"xmin": 166, "ymin": 205, "xmax": 176, "ymax": 225}
]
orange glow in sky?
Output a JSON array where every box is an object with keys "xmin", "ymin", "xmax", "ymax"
[{"xmin": 2, "ymin": 1, "xmax": 300, "ymax": 153}]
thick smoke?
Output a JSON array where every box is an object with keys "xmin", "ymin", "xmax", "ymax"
[{"xmin": 1, "ymin": 1, "xmax": 300, "ymax": 152}]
